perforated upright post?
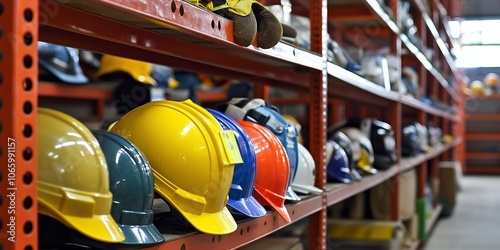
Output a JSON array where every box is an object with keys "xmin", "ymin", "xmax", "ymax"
[
  {"xmin": 308, "ymin": 0, "xmax": 328, "ymax": 248},
  {"xmin": 0, "ymin": 1, "xmax": 38, "ymax": 249}
]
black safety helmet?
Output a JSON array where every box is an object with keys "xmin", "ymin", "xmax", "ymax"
[{"xmin": 402, "ymin": 123, "xmax": 420, "ymax": 157}]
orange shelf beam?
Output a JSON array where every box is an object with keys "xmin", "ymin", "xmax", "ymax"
[
  {"xmin": 196, "ymin": 91, "xmax": 228, "ymax": 103},
  {"xmin": 328, "ymin": 5, "xmax": 377, "ymax": 21},
  {"xmin": 144, "ymin": 195, "xmax": 323, "ymax": 250},
  {"xmin": 38, "ymin": 82, "xmax": 112, "ymax": 99},
  {"xmin": 38, "ymin": 82, "xmax": 112, "ymax": 119}
]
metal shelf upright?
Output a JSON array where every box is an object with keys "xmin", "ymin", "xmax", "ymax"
[{"xmin": 0, "ymin": 0, "xmax": 39, "ymax": 249}]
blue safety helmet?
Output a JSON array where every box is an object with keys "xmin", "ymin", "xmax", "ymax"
[
  {"xmin": 91, "ymin": 130, "xmax": 164, "ymax": 247},
  {"xmin": 218, "ymin": 98, "xmax": 301, "ymax": 202},
  {"xmin": 326, "ymin": 140, "xmax": 352, "ymax": 184},
  {"xmin": 38, "ymin": 41, "xmax": 88, "ymax": 84},
  {"xmin": 331, "ymin": 130, "xmax": 363, "ymax": 182},
  {"xmin": 207, "ymin": 109, "xmax": 267, "ymax": 217}
]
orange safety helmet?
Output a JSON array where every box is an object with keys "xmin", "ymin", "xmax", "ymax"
[{"xmin": 237, "ymin": 120, "xmax": 291, "ymax": 223}]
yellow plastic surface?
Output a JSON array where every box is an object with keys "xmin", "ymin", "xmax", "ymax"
[
  {"xmin": 37, "ymin": 108, "xmax": 124, "ymax": 243},
  {"xmin": 110, "ymin": 100, "xmax": 237, "ymax": 234}
]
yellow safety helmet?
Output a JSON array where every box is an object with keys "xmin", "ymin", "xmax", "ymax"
[
  {"xmin": 94, "ymin": 54, "xmax": 157, "ymax": 85},
  {"xmin": 37, "ymin": 108, "xmax": 124, "ymax": 243},
  {"xmin": 470, "ymin": 80, "xmax": 484, "ymax": 96},
  {"xmin": 110, "ymin": 100, "xmax": 239, "ymax": 235}
]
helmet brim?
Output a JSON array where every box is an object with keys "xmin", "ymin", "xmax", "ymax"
[
  {"xmin": 39, "ymin": 59, "xmax": 88, "ymax": 84},
  {"xmin": 285, "ymin": 187, "xmax": 302, "ymax": 202},
  {"xmin": 358, "ymin": 165, "xmax": 378, "ymax": 175},
  {"xmin": 253, "ymin": 188, "xmax": 291, "ymax": 223},
  {"xmin": 39, "ymin": 201, "xmax": 125, "ymax": 243},
  {"xmin": 291, "ymin": 183, "xmax": 323, "ymax": 195},
  {"xmin": 227, "ymin": 195, "xmax": 267, "ymax": 218},
  {"xmin": 175, "ymin": 205, "xmax": 237, "ymax": 235},
  {"xmin": 118, "ymin": 223, "xmax": 165, "ymax": 245}
]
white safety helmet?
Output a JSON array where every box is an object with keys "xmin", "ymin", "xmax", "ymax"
[{"xmin": 291, "ymin": 144, "xmax": 323, "ymax": 195}]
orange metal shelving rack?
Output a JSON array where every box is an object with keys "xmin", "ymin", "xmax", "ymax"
[
  {"xmin": 0, "ymin": 0, "xmax": 464, "ymax": 249},
  {"xmin": 0, "ymin": 0, "xmax": 39, "ymax": 249},
  {"xmin": 2, "ymin": 0, "xmax": 330, "ymax": 249}
]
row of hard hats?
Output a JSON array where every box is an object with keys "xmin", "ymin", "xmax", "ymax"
[
  {"xmin": 326, "ymin": 118, "xmax": 448, "ymax": 184},
  {"xmin": 38, "ymin": 98, "xmax": 323, "ymax": 246},
  {"xmin": 326, "ymin": 118, "xmax": 397, "ymax": 184},
  {"xmin": 402, "ymin": 121, "xmax": 446, "ymax": 157},
  {"xmin": 37, "ymin": 41, "xmax": 177, "ymax": 88},
  {"xmin": 112, "ymin": 97, "xmax": 322, "ymax": 226}
]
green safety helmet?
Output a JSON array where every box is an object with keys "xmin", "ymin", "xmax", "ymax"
[{"xmin": 92, "ymin": 130, "xmax": 165, "ymax": 246}]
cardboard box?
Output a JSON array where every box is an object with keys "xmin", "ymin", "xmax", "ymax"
[
  {"xmin": 369, "ymin": 169, "xmax": 416, "ymax": 221},
  {"xmin": 438, "ymin": 161, "xmax": 459, "ymax": 207},
  {"xmin": 438, "ymin": 162, "xmax": 458, "ymax": 217},
  {"xmin": 401, "ymin": 214, "xmax": 418, "ymax": 241}
]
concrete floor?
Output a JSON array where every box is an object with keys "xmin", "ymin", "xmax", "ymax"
[{"xmin": 423, "ymin": 175, "xmax": 500, "ymax": 250}]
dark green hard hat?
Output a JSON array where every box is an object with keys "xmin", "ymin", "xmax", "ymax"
[{"xmin": 92, "ymin": 129, "xmax": 165, "ymax": 246}]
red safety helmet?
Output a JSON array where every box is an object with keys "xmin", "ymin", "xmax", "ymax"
[{"xmin": 238, "ymin": 120, "xmax": 291, "ymax": 223}]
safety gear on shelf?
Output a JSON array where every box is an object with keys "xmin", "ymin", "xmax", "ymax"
[
  {"xmin": 331, "ymin": 117, "xmax": 396, "ymax": 170},
  {"xmin": 484, "ymin": 73, "xmax": 499, "ymax": 87},
  {"xmin": 96, "ymin": 55, "xmax": 178, "ymax": 114},
  {"xmin": 96, "ymin": 54, "xmax": 177, "ymax": 88},
  {"xmin": 78, "ymin": 50, "xmax": 102, "ymax": 81},
  {"xmin": 38, "ymin": 41, "xmax": 88, "ymax": 84},
  {"xmin": 402, "ymin": 123, "xmax": 421, "ymax": 157},
  {"xmin": 219, "ymin": 98, "xmax": 301, "ymax": 202},
  {"xmin": 427, "ymin": 123, "xmax": 442, "ymax": 148},
  {"xmin": 238, "ymin": 120, "xmax": 291, "ymax": 223},
  {"xmin": 326, "ymin": 140, "xmax": 352, "ymax": 184},
  {"xmin": 414, "ymin": 121, "xmax": 430, "ymax": 153},
  {"xmin": 282, "ymin": 114, "xmax": 304, "ymax": 145},
  {"xmin": 95, "ymin": 54, "xmax": 157, "ymax": 85},
  {"xmin": 189, "ymin": 0, "xmax": 283, "ymax": 49},
  {"xmin": 292, "ymin": 143, "xmax": 323, "ymax": 194},
  {"xmin": 37, "ymin": 108, "xmax": 124, "ymax": 243},
  {"xmin": 91, "ymin": 130, "xmax": 165, "ymax": 246},
  {"xmin": 469, "ymin": 80, "xmax": 485, "ymax": 95},
  {"xmin": 330, "ymin": 130, "xmax": 363, "ymax": 182},
  {"xmin": 110, "ymin": 99, "xmax": 239, "ymax": 235},
  {"xmin": 207, "ymin": 109, "xmax": 267, "ymax": 218},
  {"xmin": 339, "ymin": 127, "xmax": 378, "ymax": 175},
  {"xmin": 359, "ymin": 118, "xmax": 397, "ymax": 170},
  {"xmin": 361, "ymin": 55, "xmax": 391, "ymax": 91},
  {"xmin": 326, "ymin": 38, "xmax": 362, "ymax": 72},
  {"xmin": 401, "ymin": 66, "xmax": 419, "ymax": 97}
]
